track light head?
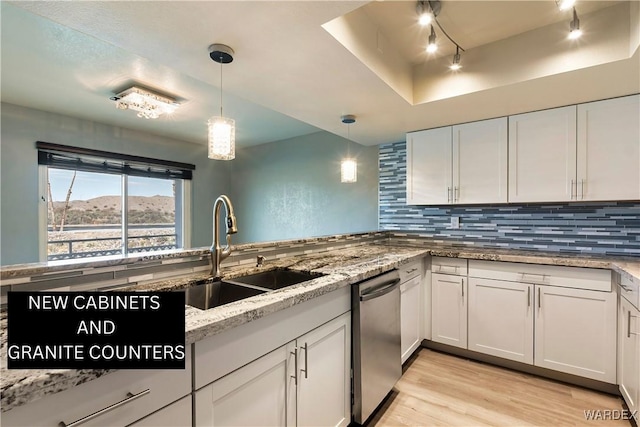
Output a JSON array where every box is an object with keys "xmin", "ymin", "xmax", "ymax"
[
  {"xmin": 426, "ymin": 25, "xmax": 438, "ymax": 53},
  {"xmin": 556, "ymin": 0, "xmax": 576, "ymax": 11},
  {"xmin": 568, "ymin": 7, "xmax": 582, "ymax": 39},
  {"xmin": 416, "ymin": 1, "xmax": 441, "ymax": 26},
  {"xmin": 450, "ymin": 47, "xmax": 461, "ymax": 70}
]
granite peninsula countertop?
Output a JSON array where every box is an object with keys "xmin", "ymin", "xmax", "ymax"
[{"xmin": 1, "ymin": 242, "xmax": 638, "ymax": 413}]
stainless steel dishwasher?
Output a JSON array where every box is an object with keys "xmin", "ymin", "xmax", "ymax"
[{"xmin": 352, "ymin": 269, "xmax": 402, "ymax": 425}]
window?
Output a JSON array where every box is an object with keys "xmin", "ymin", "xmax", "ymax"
[{"xmin": 38, "ymin": 142, "xmax": 194, "ymax": 262}]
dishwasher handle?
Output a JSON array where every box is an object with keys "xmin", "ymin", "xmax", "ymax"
[{"xmin": 360, "ymin": 279, "xmax": 401, "ymax": 302}]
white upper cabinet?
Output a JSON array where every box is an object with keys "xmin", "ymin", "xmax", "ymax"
[
  {"xmin": 508, "ymin": 106, "xmax": 577, "ymax": 203},
  {"xmin": 407, "ymin": 127, "xmax": 452, "ymax": 205},
  {"xmin": 453, "ymin": 118, "xmax": 508, "ymax": 204},
  {"xmin": 407, "ymin": 118, "xmax": 507, "ymax": 205},
  {"xmin": 577, "ymin": 94, "xmax": 640, "ymax": 201}
]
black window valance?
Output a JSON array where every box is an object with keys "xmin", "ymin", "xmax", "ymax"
[{"xmin": 36, "ymin": 141, "xmax": 195, "ymax": 180}]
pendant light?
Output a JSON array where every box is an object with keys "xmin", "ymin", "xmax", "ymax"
[
  {"xmin": 207, "ymin": 44, "xmax": 236, "ymax": 161},
  {"xmin": 341, "ymin": 115, "xmax": 357, "ymax": 184}
]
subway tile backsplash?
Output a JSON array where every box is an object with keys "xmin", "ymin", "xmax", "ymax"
[{"xmin": 379, "ymin": 141, "xmax": 640, "ymax": 256}]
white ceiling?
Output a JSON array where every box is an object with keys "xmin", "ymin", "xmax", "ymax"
[{"xmin": 1, "ymin": 1, "xmax": 639, "ymax": 148}]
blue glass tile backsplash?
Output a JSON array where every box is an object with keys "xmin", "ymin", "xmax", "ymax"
[{"xmin": 379, "ymin": 141, "xmax": 640, "ymax": 256}]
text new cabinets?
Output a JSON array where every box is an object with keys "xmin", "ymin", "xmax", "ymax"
[{"xmin": 407, "ymin": 118, "xmax": 508, "ymax": 205}]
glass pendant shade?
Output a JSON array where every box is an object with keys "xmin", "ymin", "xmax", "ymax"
[
  {"xmin": 341, "ymin": 158, "xmax": 357, "ymax": 183},
  {"xmin": 208, "ymin": 116, "xmax": 235, "ymax": 160}
]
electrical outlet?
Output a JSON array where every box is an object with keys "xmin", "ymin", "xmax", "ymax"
[{"xmin": 450, "ymin": 216, "xmax": 460, "ymax": 229}]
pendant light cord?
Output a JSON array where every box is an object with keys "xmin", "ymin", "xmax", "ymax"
[
  {"xmin": 219, "ymin": 60, "xmax": 223, "ymax": 116},
  {"xmin": 347, "ymin": 123, "xmax": 351, "ymax": 157}
]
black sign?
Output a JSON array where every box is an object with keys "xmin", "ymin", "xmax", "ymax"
[{"xmin": 7, "ymin": 291, "xmax": 185, "ymax": 369}]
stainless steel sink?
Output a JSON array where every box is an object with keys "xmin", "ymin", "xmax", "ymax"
[
  {"xmin": 226, "ymin": 268, "xmax": 324, "ymax": 290},
  {"xmin": 182, "ymin": 269, "xmax": 323, "ymax": 310},
  {"xmin": 183, "ymin": 281, "xmax": 266, "ymax": 310}
]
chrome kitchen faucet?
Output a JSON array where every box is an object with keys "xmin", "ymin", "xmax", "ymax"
[{"xmin": 210, "ymin": 195, "xmax": 237, "ymax": 278}]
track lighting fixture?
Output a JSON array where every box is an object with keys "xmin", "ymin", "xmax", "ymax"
[
  {"xmin": 568, "ymin": 7, "xmax": 582, "ymax": 39},
  {"xmin": 556, "ymin": 0, "xmax": 576, "ymax": 11},
  {"xmin": 450, "ymin": 46, "xmax": 461, "ymax": 71},
  {"xmin": 426, "ymin": 25, "xmax": 438, "ymax": 53},
  {"xmin": 416, "ymin": 1, "xmax": 433, "ymax": 26}
]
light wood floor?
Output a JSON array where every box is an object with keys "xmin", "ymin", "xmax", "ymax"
[{"xmin": 367, "ymin": 348, "xmax": 630, "ymax": 427}]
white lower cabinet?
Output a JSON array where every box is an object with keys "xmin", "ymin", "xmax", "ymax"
[
  {"xmin": 468, "ymin": 278, "xmax": 533, "ymax": 364},
  {"xmin": 431, "ymin": 272, "xmax": 467, "ymax": 349},
  {"xmin": 195, "ymin": 344, "xmax": 292, "ymax": 426},
  {"xmin": 401, "ymin": 274, "xmax": 422, "ymax": 363},
  {"xmin": 195, "ymin": 312, "xmax": 351, "ymax": 427},
  {"xmin": 130, "ymin": 396, "xmax": 192, "ymax": 427},
  {"xmin": 618, "ymin": 296, "xmax": 640, "ymax": 420},
  {"xmin": 534, "ymin": 285, "xmax": 617, "ymax": 383}
]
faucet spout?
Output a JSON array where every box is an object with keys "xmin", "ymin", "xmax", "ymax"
[{"xmin": 210, "ymin": 195, "xmax": 237, "ymax": 278}]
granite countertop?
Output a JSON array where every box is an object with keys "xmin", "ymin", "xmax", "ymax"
[{"xmin": 1, "ymin": 242, "xmax": 638, "ymax": 413}]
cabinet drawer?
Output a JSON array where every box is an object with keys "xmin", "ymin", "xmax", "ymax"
[
  {"xmin": 469, "ymin": 260, "xmax": 611, "ymax": 292},
  {"xmin": 618, "ymin": 273, "xmax": 640, "ymax": 311},
  {"xmin": 432, "ymin": 257, "xmax": 467, "ymax": 276},
  {"xmin": 399, "ymin": 259, "xmax": 423, "ymax": 283},
  {"xmin": 2, "ymin": 347, "xmax": 192, "ymax": 427}
]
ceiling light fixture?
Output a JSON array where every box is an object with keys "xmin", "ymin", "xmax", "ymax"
[
  {"xmin": 556, "ymin": 0, "xmax": 576, "ymax": 11},
  {"xmin": 450, "ymin": 46, "xmax": 462, "ymax": 70},
  {"xmin": 416, "ymin": 0, "xmax": 440, "ymax": 26},
  {"xmin": 568, "ymin": 7, "xmax": 582, "ymax": 39},
  {"xmin": 426, "ymin": 25, "xmax": 438, "ymax": 53},
  {"xmin": 110, "ymin": 86, "xmax": 179, "ymax": 119},
  {"xmin": 207, "ymin": 43, "xmax": 236, "ymax": 161},
  {"xmin": 340, "ymin": 115, "xmax": 357, "ymax": 184}
]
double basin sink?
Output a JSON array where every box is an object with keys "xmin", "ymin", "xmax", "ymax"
[{"xmin": 184, "ymin": 269, "xmax": 323, "ymax": 310}]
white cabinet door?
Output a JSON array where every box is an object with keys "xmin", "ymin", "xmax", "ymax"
[
  {"xmin": 508, "ymin": 106, "xmax": 577, "ymax": 202},
  {"xmin": 577, "ymin": 94, "xmax": 640, "ymax": 201},
  {"xmin": 296, "ymin": 313, "xmax": 351, "ymax": 427},
  {"xmin": 431, "ymin": 273, "xmax": 467, "ymax": 349},
  {"xmin": 453, "ymin": 117, "xmax": 508, "ymax": 204},
  {"xmin": 195, "ymin": 344, "xmax": 294, "ymax": 427},
  {"xmin": 406, "ymin": 127, "xmax": 452, "ymax": 205},
  {"xmin": 619, "ymin": 297, "xmax": 640, "ymax": 419},
  {"xmin": 468, "ymin": 278, "xmax": 533, "ymax": 364},
  {"xmin": 534, "ymin": 285, "xmax": 617, "ymax": 383},
  {"xmin": 401, "ymin": 275, "xmax": 422, "ymax": 363},
  {"xmin": 130, "ymin": 396, "xmax": 191, "ymax": 427}
]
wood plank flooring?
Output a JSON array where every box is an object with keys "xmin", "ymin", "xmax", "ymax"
[{"xmin": 367, "ymin": 349, "xmax": 631, "ymax": 427}]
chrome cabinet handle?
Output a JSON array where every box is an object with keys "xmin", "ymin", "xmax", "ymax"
[
  {"xmin": 447, "ymin": 187, "xmax": 452, "ymax": 203},
  {"xmin": 59, "ymin": 389, "xmax": 150, "ymax": 427},
  {"xmin": 405, "ymin": 268, "xmax": 418, "ymax": 274},
  {"xmin": 461, "ymin": 278, "xmax": 464, "ymax": 298},
  {"xmin": 291, "ymin": 348, "xmax": 298, "ymax": 385},
  {"xmin": 580, "ymin": 179, "xmax": 585, "ymax": 199},
  {"xmin": 438, "ymin": 279, "xmax": 461, "ymax": 284},
  {"xmin": 629, "ymin": 311, "xmax": 639, "ymax": 337},
  {"xmin": 618, "ymin": 283, "xmax": 633, "ymax": 292},
  {"xmin": 538, "ymin": 288, "xmax": 541, "ymax": 309},
  {"xmin": 301, "ymin": 343, "xmax": 308, "ymax": 379},
  {"xmin": 527, "ymin": 286, "xmax": 531, "ymax": 308},
  {"xmin": 570, "ymin": 179, "xmax": 575, "ymax": 200},
  {"xmin": 454, "ymin": 187, "xmax": 459, "ymax": 202}
]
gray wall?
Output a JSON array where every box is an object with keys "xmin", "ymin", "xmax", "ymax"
[
  {"xmin": 380, "ymin": 141, "xmax": 640, "ymax": 256},
  {"xmin": 230, "ymin": 131, "xmax": 379, "ymax": 244},
  {"xmin": 1, "ymin": 103, "xmax": 231, "ymax": 266}
]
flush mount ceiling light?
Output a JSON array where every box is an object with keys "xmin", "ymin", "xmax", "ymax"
[
  {"xmin": 340, "ymin": 115, "xmax": 357, "ymax": 184},
  {"xmin": 568, "ymin": 7, "xmax": 582, "ymax": 39},
  {"xmin": 416, "ymin": 0, "xmax": 440, "ymax": 26},
  {"xmin": 110, "ymin": 86, "xmax": 179, "ymax": 119},
  {"xmin": 207, "ymin": 44, "xmax": 236, "ymax": 161}
]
